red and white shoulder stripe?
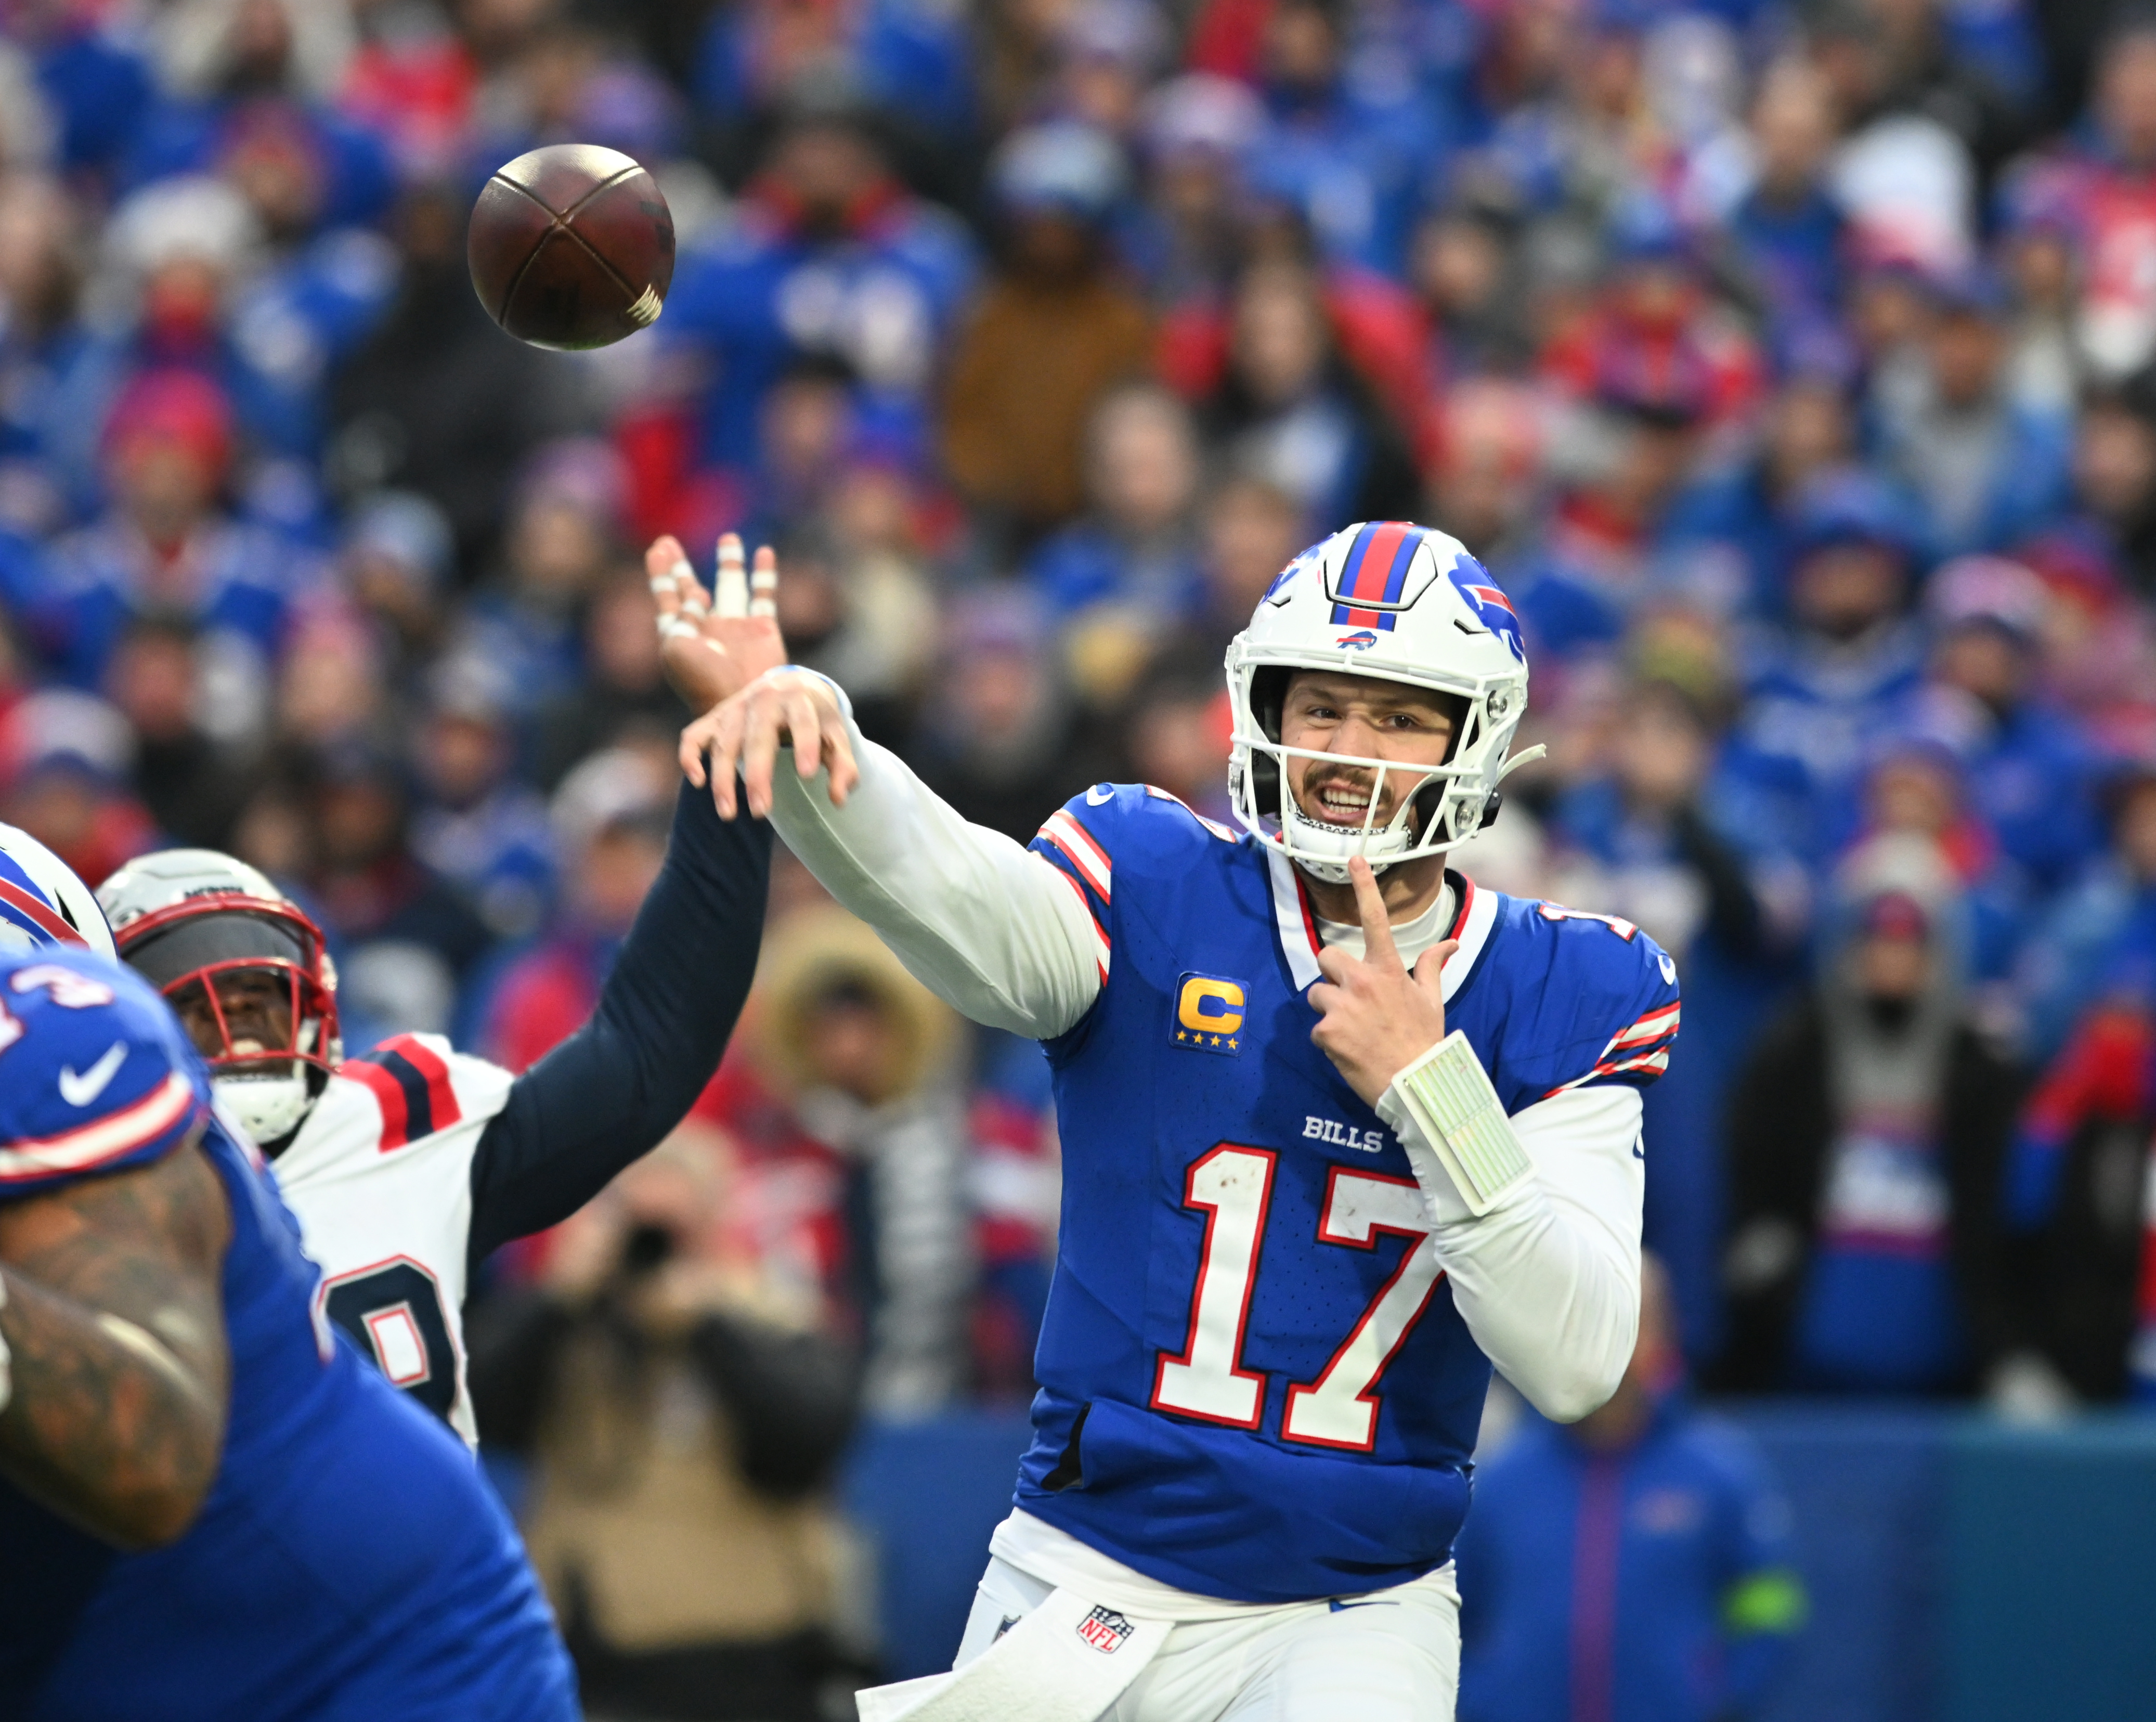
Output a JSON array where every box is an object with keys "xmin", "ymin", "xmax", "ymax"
[
  {"xmin": 1039, "ymin": 808, "xmax": 1112, "ymax": 902},
  {"xmin": 1034, "ymin": 810, "xmax": 1112, "ymax": 983},
  {"xmin": 0, "ymin": 1071, "xmax": 198, "ymax": 1185},
  {"xmin": 1544, "ymin": 1001, "xmax": 1682, "ymax": 1097}
]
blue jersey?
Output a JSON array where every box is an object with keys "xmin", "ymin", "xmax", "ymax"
[
  {"xmin": 1020, "ymin": 786, "xmax": 1680, "ymax": 1603},
  {"xmin": 0, "ymin": 950, "xmax": 577, "ymax": 1722}
]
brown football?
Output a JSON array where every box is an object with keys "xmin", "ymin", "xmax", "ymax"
[{"xmin": 467, "ymin": 144, "xmax": 674, "ymax": 351}]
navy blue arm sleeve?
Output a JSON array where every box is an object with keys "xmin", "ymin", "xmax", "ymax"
[{"xmin": 465, "ymin": 781, "xmax": 772, "ymax": 1268}]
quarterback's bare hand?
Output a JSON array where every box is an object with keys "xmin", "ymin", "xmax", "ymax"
[
  {"xmin": 648, "ymin": 532, "xmax": 787, "ymax": 710},
  {"xmin": 1308, "ymin": 858, "xmax": 1457, "ymax": 1107},
  {"xmin": 680, "ymin": 666, "xmax": 859, "ymax": 820}
]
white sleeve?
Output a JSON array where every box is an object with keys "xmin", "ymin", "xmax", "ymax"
[
  {"xmin": 1378, "ymin": 1080, "xmax": 1644, "ymax": 1421},
  {"xmin": 763, "ymin": 698, "xmax": 1104, "ymax": 1040}
]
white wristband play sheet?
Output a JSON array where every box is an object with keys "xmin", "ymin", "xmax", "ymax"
[{"xmin": 1383, "ymin": 1031, "xmax": 1532, "ymax": 1216}]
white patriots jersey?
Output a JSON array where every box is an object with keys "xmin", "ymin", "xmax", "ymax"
[{"xmin": 270, "ymin": 1033, "xmax": 515, "ymax": 1447}]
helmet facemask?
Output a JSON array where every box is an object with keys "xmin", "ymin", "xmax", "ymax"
[
  {"xmin": 115, "ymin": 898, "xmax": 341, "ymax": 1153},
  {"xmin": 1230, "ymin": 657, "xmax": 1530, "ymax": 884}
]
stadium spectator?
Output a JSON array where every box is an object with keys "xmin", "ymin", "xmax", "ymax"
[
  {"xmin": 1240, "ymin": 0, "xmax": 1442, "ymax": 278},
  {"xmin": 2057, "ymin": 367, "xmax": 2156, "ymax": 600},
  {"xmin": 103, "ymin": 611, "xmax": 255, "ymax": 849},
  {"xmin": 457, "ymin": 438, "xmax": 628, "ymax": 720},
  {"xmin": 35, "ymin": 367, "xmax": 312, "ymax": 699},
  {"xmin": 941, "ymin": 121, "xmax": 1153, "ymax": 540},
  {"xmin": 0, "ymin": 684, "xmax": 155, "ymax": 886},
  {"xmin": 1410, "ymin": 182, "xmax": 1535, "ymax": 387},
  {"xmin": 328, "ymin": 176, "xmax": 576, "ymax": 565},
  {"xmin": 410, "ymin": 658, "xmax": 557, "ymax": 942},
  {"xmin": 699, "ymin": 905, "xmax": 975, "ymax": 1416},
  {"xmin": 469, "ymin": 1120, "xmax": 866, "ymax": 1721},
  {"xmin": 2019, "ymin": 761, "xmax": 2156, "ymax": 1061},
  {"xmin": 0, "ymin": 173, "xmax": 94, "ymax": 528},
  {"xmin": 1913, "ymin": 554, "xmax": 2103, "ymax": 892},
  {"xmin": 1198, "ymin": 257, "xmax": 1422, "ymax": 529},
  {"xmin": 1726, "ymin": 60, "xmax": 1848, "ymax": 342},
  {"xmin": 1739, "ymin": 472, "xmax": 1927, "ymax": 856},
  {"xmin": 534, "ymin": 561, "xmax": 685, "ymax": 788},
  {"xmin": 480, "ymin": 745, "xmax": 673, "ymax": 1073},
  {"xmin": 1996, "ymin": 959, "xmax": 2156, "ymax": 1404},
  {"xmin": 908, "ymin": 591, "xmax": 1114, "ymax": 842},
  {"xmin": 302, "ymin": 738, "xmax": 492, "ymax": 1045},
  {"xmin": 1718, "ymin": 835, "xmax": 2021, "ymax": 1393},
  {"xmin": 1457, "ymin": 1258, "xmax": 1807, "ymax": 1722},
  {"xmin": 1024, "ymin": 382, "xmax": 1203, "ymax": 622},
  {"xmin": 1872, "ymin": 269, "xmax": 2072, "ymax": 560},
  {"xmin": 662, "ymin": 100, "xmax": 977, "ymax": 474}
]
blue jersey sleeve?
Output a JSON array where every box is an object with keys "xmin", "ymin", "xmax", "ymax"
[
  {"xmin": 1027, "ymin": 784, "xmax": 1240, "ymax": 1002},
  {"xmin": 0, "ymin": 952, "xmax": 210, "ymax": 1203},
  {"xmin": 1485, "ymin": 900, "xmax": 1682, "ymax": 1110}
]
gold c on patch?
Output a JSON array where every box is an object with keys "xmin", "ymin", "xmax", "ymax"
[{"xmin": 1173, "ymin": 973, "xmax": 1245, "ymax": 1056}]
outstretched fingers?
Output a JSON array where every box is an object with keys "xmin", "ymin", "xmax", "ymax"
[
  {"xmin": 649, "ymin": 534, "xmax": 716, "ymax": 637},
  {"xmin": 713, "ymin": 533, "xmax": 747, "ymax": 619},
  {"xmin": 749, "ymin": 545, "xmax": 778, "ymax": 619},
  {"xmin": 739, "ymin": 692, "xmax": 787, "ymax": 818},
  {"xmin": 821, "ymin": 706, "xmax": 859, "ymax": 806}
]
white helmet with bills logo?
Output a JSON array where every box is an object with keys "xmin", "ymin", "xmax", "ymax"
[
  {"xmin": 0, "ymin": 823, "xmax": 117, "ymax": 958},
  {"xmin": 1224, "ymin": 520, "xmax": 1538, "ymax": 883}
]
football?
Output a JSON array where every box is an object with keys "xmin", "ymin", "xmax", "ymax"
[{"xmin": 467, "ymin": 144, "xmax": 674, "ymax": 351}]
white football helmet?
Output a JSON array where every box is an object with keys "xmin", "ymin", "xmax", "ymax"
[
  {"xmin": 97, "ymin": 850, "xmax": 341, "ymax": 1150},
  {"xmin": 0, "ymin": 823, "xmax": 118, "ymax": 958},
  {"xmin": 1225, "ymin": 521, "xmax": 1539, "ymax": 883}
]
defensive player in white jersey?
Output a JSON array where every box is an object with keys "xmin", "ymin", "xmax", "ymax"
[
  {"xmin": 95, "ymin": 535, "xmax": 786, "ymax": 1444},
  {"xmin": 669, "ymin": 521, "xmax": 1679, "ymax": 1722}
]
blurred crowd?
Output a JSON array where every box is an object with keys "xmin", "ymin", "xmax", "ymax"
[{"xmin": 6, "ymin": 0, "xmax": 2156, "ymax": 1706}]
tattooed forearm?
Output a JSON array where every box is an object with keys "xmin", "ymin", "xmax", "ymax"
[{"xmin": 0, "ymin": 1133, "xmax": 232, "ymax": 1549}]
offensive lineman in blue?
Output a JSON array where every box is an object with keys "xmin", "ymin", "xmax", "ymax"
[
  {"xmin": 670, "ymin": 520, "xmax": 1680, "ymax": 1720},
  {"xmin": 0, "ymin": 915, "xmax": 577, "ymax": 1717}
]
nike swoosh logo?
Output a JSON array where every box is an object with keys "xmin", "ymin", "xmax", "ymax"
[
  {"xmin": 1328, "ymin": 1598, "xmax": 1399, "ymax": 1612},
  {"xmin": 58, "ymin": 1042, "xmax": 127, "ymax": 1108}
]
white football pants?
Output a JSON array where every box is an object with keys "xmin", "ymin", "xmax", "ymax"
[{"xmin": 951, "ymin": 1555, "xmax": 1460, "ymax": 1722}]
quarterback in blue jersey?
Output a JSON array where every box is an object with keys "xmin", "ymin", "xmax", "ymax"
[
  {"xmin": 0, "ymin": 870, "xmax": 577, "ymax": 1719},
  {"xmin": 673, "ymin": 520, "xmax": 1679, "ymax": 1721}
]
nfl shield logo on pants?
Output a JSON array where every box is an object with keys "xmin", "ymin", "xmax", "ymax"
[{"xmin": 1077, "ymin": 1607, "xmax": 1135, "ymax": 1654}]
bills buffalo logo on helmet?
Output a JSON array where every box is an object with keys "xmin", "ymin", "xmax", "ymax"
[
  {"xmin": 1335, "ymin": 629, "xmax": 1381, "ymax": 650},
  {"xmin": 1446, "ymin": 555, "xmax": 1526, "ymax": 663}
]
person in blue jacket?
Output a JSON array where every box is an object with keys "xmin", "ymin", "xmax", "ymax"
[{"xmin": 1457, "ymin": 1258, "xmax": 1806, "ymax": 1722}]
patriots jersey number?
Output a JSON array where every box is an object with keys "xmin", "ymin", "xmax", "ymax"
[
  {"xmin": 1151, "ymin": 1147, "xmax": 1445, "ymax": 1452},
  {"xmin": 319, "ymin": 1257, "xmax": 459, "ymax": 1422}
]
